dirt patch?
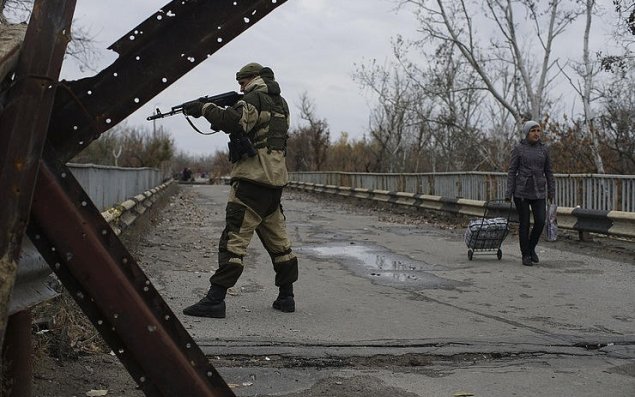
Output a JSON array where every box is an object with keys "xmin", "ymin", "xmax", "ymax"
[{"xmin": 278, "ymin": 375, "xmax": 421, "ymax": 397}]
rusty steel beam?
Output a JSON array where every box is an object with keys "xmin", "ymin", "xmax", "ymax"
[
  {"xmin": 0, "ymin": 0, "xmax": 76, "ymax": 345},
  {"xmin": 28, "ymin": 152, "xmax": 234, "ymax": 396},
  {"xmin": 47, "ymin": 0, "xmax": 288, "ymax": 162}
]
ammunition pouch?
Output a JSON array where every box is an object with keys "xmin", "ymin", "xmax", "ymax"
[{"xmin": 228, "ymin": 135, "xmax": 257, "ymax": 163}]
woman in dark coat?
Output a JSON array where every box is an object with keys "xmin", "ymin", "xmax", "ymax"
[{"xmin": 505, "ymin": 121, "xmax": 556, "ymax": 266}]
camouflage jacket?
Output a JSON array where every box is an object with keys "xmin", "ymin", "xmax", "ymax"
[{"xmin": 202, "ymin": 76, "xmax": 290, "ymax": 187}]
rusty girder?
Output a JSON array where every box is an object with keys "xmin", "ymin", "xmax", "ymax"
[
  {"xmin": 28, "ymin": 152, "xmax": 231, "ymax": 395},
  {"xmin": 0, "ymin": 0, "xmax": 76, "ymax": 346}
]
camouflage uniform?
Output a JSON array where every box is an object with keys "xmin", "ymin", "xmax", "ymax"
[{"xmin": 199, "ymin": 69, "xmax": 298, "ymax": 299}]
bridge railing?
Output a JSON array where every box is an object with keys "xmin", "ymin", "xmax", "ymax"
[
  {"xmin": 289, "ymin": 172, "xmax": 635, "ymax": 213},
  {"xmin": 68, "ymin": 163, "xmax": 166, "ymax": 211}
]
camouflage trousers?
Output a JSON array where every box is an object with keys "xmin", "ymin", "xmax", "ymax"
[{"xmin": 209, "ymin": 180, "xmax": 298, "ymax": 289}]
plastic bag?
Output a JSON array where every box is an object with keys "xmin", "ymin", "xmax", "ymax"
[{"xmin": 546, "ymin": 202, "xmax": 558, "ymax": 241}]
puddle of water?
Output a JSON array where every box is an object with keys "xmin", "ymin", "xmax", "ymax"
[{"xmin": 300, "ymin": 244, "xmax": 466, "ymax": 289}]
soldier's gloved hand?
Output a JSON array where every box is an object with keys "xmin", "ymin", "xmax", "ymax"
[
  {"xmin": 504, "ymin": 197, "xmax": 511, "ymax": 202},
  {"xmin": 183, "ymin": 101, "xmax": 204, "ymax": 118}
]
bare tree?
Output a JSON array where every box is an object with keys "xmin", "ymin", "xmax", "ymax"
[
  {"xmin": 2, "ymin": 0, "xmax": 98, "ymax": 72},
  {"xmin": 397, "ymin": 0, "xmax": 583, "ymax": 127},
  {"xmin": 286, "ymin": 93, "xmax": 330, "ymax": 171},
  {"xmin": 597, "ymin": 65, "xmax": 635, "ymax": 174},
  {"xmin": 560, "ymin": 0, "xmax": 605, "ymax": 172},
  {"xmin": 354, "ymin": 59, "xmax": 417, "ymax": 172}
]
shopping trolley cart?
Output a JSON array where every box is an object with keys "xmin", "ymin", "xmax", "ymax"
[{"xmin": 464, "ymin": 199, "xmax": 513, "ymax": 260}]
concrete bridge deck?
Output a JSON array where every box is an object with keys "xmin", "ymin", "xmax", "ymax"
[
  {"xmin": 35, "ymin": 183, "xmax": 635, "ymax": 396},
  {"xmin": 129, "ymin": 184, "xmax": 635, "ymax": 396}
]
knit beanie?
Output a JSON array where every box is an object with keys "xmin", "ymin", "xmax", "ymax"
[{"xmin": 522, "ymin": 121, "xmax": 540, "ymax": 136}]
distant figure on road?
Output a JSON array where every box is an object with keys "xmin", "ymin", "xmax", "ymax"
[
  {"xmin": 505, "ymin": 120, "xmax": 555, "ymax": 266},
  {"xmin": 181, "ymin": 167, "xmax": 193, "ymax": 182},
  {"xmin": 181, "ymin": 62, "xmax": 298, "ymax": 318}
]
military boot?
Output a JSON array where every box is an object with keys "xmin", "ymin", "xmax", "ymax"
[
  {"xmin": 272, "ymin": 284, "xmax": 295, "ymax": 313},
  {"xmin": 183, "ymin": 284, "xmax": 227, "ymax": 318}
]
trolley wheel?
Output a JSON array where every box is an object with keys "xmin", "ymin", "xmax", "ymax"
[
  {"xmin": 497, "ymin": 249, "xmax": 502, "ymax": 260},
  {"xmin": 468, "ymin": 250, "xmax": 474, "ymax": 261}
]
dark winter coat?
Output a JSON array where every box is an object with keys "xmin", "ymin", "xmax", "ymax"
[{"xmin": 505, "ymin": 139, "xmax": 555, "ymax": 200}]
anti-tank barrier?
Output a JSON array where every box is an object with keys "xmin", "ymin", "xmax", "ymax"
[{"xmin": 287, "ymin": 181, "xmax": 635, "ymax": 239}]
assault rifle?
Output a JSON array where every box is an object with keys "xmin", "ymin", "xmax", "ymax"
[{"xmin": 146, "ymin": 91, "xmax": 243, "ymax": 121}]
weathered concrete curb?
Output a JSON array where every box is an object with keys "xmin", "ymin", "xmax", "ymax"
[{"xmin": 101, "ymin": 180, "xmax": 174, "ymax": 236}]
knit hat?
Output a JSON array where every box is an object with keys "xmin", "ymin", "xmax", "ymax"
[
  {"xmin": 236, "ymin": 62, "xmax": 263, "ymax": 80},
  {"xmin": 522, "ymin": 120, "xmax": 540, "ymax": 136}
]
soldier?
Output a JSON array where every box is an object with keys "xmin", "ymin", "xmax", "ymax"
[{"xmin": 181, "ymin": 63, "xmax": 298, "ymax": 318}]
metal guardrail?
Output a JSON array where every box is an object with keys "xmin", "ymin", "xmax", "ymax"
[
  {"xmin": 68, "ymin": 163, "xmax": 165, "ymax": 211},
  {"xmin": 287, "ymin": 182, "xmax": 635, "ymax": 239},
  {"xmin": 289, "ymin": 172, "xmax": 635, "ymax": 212}
]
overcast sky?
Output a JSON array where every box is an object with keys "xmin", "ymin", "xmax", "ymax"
[{"xmin": 57, "ymin": 0, "xmax": 618, "ymax": 157}]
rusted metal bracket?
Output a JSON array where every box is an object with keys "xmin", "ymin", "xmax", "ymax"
[
  {"xmin": 0, "ymin": 0, "xmax": 76, "ymax": 347},
  {"xmin": 9, "ymin": 0, "xmax": 289, "ymax": 395}
]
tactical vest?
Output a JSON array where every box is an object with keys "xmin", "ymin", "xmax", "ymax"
[{"xmin": 242, "ymin": 91, "xmax": 289, "ymax": 153}]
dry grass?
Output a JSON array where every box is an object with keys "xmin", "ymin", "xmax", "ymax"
[{"xmin": 31, "ymin": 290, "xmax": 110, "ymax": 361}]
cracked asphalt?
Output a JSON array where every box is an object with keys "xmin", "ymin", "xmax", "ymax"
[{"xmin": 132, "ymin": 183, "xmax": 635, "ymax": 397}]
